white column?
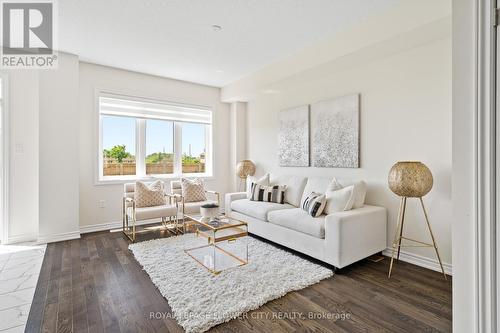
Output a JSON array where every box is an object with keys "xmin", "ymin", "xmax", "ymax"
[{"xmin": 229, "ymin": 102, "xmax": 247, "ymax": 192}]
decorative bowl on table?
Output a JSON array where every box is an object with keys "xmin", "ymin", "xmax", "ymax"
[{"xmin": 200, "ymin": 203, "xmax": 219, "ymax": 219}]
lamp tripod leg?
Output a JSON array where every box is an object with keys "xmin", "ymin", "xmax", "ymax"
[
  {"xmin": 389, "ymin": 197, "xmax": 405, "ymax": 278},
  {"xmin": 397, "ymin": 197, "xmax": 407, "ymax": 260},
  {"xmin": 419, "ymin": 197, "xmax": 447, "ymax": 280}
]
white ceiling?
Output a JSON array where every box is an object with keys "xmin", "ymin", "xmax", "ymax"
[{"xmin": 58, "ymin": 0, "xmax": 401, "ymax": 87}]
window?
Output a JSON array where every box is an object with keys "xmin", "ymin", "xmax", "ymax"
[
  {"xmin": 98, "ymin": 93, "xmax": 212, "ymax": 181},
  {"xmin": 102, "ymin": 116, "xmax": 136, "ymax": 176},
  {"xmin": 182, "ymin": 123, "xmax": 206, "ymax": 174},
  {"xmin": 146, "ymin": 119, "xmax": 174, "ymax": 175}
]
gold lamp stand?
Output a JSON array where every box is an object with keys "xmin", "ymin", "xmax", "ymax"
[
  {"xmin": 387, "ymin": 161, "xmax": 447, "ymax": 280},
  {"xmin": 388, "ymin": 196, "xmax": 446, "ymax": 279}
]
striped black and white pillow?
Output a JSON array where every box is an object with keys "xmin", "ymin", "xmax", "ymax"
[
  {"xmin": 249, "ymin": 183, "xmax": 286, "ymax": 204},
  {"xmin": 302, "ymin": 192, "xmax": 326, "ymax": 217}
]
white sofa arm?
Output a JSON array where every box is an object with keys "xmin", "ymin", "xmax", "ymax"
[
  {"xmin": 225, "ymin": 192, "xmax": 247, "ymax": 216},
  {"xmin": 325, "ymin": 205, "xmax": 387, "ymax": 268}
]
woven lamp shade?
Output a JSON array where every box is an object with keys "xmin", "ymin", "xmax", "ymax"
[
  {"xmin": 388, "ymin": 161, "xmax": 433, "ymax": 197},
  {"xmin": 236, "ymin": 160, "xmax": 256, "ymax": 179}
]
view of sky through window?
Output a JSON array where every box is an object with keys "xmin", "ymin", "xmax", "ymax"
[{"xmin": 102, "ymin": 116, "xmax": 206, "ymax": 157}]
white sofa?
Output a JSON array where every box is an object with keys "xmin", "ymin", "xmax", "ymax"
[{"xmin": 225, "ymin": 174, "xmax": 387, "ymax": 269}]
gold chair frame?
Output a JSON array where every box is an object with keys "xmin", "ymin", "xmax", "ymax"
[
  {"xmin": 171, "ymin": 190, "xmax": 220, "ymax": 233},
  {"xmin": 122, "ymin": 193, "xmax": 181, "ymax": 242}
]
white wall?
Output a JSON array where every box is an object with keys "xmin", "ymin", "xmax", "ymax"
[
  {"xmin": 229, "ymin": 102, "xmax": 247, "ymax": 192},
  {"xmin": 1, "ymin": 54, "xmax": 81, "ymax": 244},
  {"xmin": 38, "ymin": 53, "xmax": 80, "ymax": 242},
  {"xmin": 241, "ymin": 37, "xmax": 452, "ymax": 269},
  {"xmin": 221, "ymin": 1, "xmax": 453, "ymax": 271},
  {"xmin": 78, "ymin": 63, "xmax": 231, "ymax": 229},
  {"xmin": 2, "ymin": 54, "xmax": 231, "ymax": 241}
]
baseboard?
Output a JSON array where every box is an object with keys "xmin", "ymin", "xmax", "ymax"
[
  {"xmin": 37, "ymin": 230, "xmax": 81, "ymax": 244},
  {"xmin": 80, "ymin": 218, "xmax": 164, "ymax": 234},
  {"xmin": 7, "ymin": 233, "xmax": 38, "ymax": 244},
  {"xmin": 382, "ymin": 247, "xmax": 453, "ymax": 275}
]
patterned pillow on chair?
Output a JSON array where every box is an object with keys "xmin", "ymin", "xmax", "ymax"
[
  {"xmin": 134, "ymin": 180, "xmax": 166, "ymax": 208},
  {"xmin": 181, "ymin": 178, "xmax": 207, "ymax": 202}
]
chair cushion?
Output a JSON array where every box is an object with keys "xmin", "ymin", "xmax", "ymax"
[
  {"xmin": 267, "ymin": 208, "xmax": 326, "ymax": 239},
  {"xmin": 134, "ymin": 180, "xmax": 166, "ymax": 208},
  {"xmin": 269, "ymin": 174, "xmax": 307, "ymax": 207},
  {"xmin": 127, "ymin": 205, "xmax": 177, "ymax": 220},
  {"xmin": 181, "ymin": 178, "xmax": 206, "ymax": 202},
  {"xmin": 230, "ymin": 199, "xmax": 294, "ymax": 221},
  {"xmin": 181, "ymin": 200, "xmax": 218, "ymax": 214}
]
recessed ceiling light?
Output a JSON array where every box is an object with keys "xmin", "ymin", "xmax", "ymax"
[
  {"xmin": 215, "ymin": 69, "xmax": 224, "ymax": 73},
  {"xmin": 212, "ymin": 25, "xmax": 222, "ymax": 32}
]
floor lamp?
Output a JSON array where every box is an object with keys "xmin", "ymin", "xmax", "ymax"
[
  {"xmin": 236, "ymin": 160, "xmax": 255, "ymax": 192},
  {"xmin": 387, "ymin": 161, "xmax": 447, "ymax": 279}
]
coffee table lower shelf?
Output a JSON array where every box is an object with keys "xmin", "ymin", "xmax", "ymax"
[{"xmin": 184, "ymin": 239, "xmax": 248, "ymax": 275}]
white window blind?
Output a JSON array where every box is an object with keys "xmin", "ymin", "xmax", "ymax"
[{"xmin": 99, "ymin": 94, "xmax": 212, "ymax": 124}]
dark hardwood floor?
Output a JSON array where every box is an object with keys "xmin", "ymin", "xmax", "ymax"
[{"xmin": 26, "ymin": 227, "xmax": 452, "ymax": 333}]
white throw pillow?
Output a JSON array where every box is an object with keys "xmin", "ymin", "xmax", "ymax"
[
  {"xmin": 246, "ymin": 173, "xmax": 269, "ymax": 198},
  {"xmin": 351, "ymin": 181, "xmax": 367, "ymax": 208},
  {"xmin": 324, "ymin": 186, "xmax": 355, "ymax": 214},
  {"xmin": 330, "ymin": 178, "xmax": 367, "ymax": 208},
  {"xmin": 134, "ymin": 180, "xmax": 165, "ymax": 208},
  {"xmin": 329, "ymin": 178, "xmax": 344, "ymax": 191}
]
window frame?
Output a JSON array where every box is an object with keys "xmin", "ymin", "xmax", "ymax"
[{"xmin": 95, "ymin": 90, "xmax": 214, "ymax": 184}]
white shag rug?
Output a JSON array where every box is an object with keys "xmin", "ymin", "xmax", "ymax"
[{"xmin": 129, "ymin": 234, "xmax": 333, "ymax": 333}]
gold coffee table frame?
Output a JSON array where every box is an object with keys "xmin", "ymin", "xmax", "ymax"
[{"xmin": 184, "ymin": 215, "xmax": 248, "ymax": 274}]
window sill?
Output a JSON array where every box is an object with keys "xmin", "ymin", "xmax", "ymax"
[{"xmin": 94, "ymin": 174, "xmax": 215, "ymax": 186}]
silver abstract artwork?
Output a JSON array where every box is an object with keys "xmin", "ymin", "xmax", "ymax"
[
  {"xmin": 311, "ymin": 94, "xmax": 359, "ymax": 168},
  {"xmin": 278, "ymin": 105, "xmax": 310, "ymax": 167}
]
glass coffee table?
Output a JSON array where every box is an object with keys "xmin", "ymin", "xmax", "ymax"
[{"xmin": 184, "ymin": 214, "xmax": 248, "ymax": 274}]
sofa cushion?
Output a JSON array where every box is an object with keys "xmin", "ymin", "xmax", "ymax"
[
  {"xmin": 267, "ymin": 208, "xmax": 326, "ymax": 239},
  {"xmin": 269, "ymin": 174, "xmax": 308, "ymax": 207},
  {"xmin": 230, "ymin": 199, "xmax": 294, "ymax": 221}
]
